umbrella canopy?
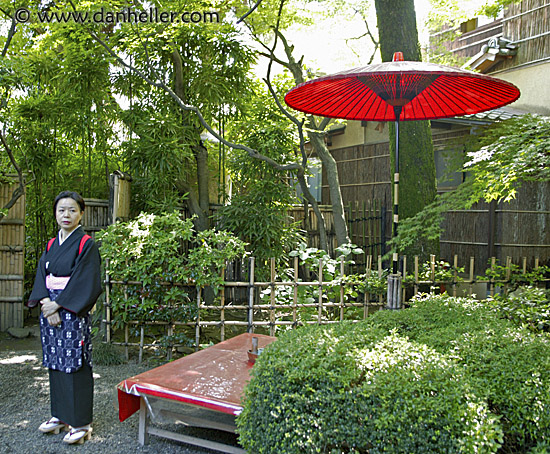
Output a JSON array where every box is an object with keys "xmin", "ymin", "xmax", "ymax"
[{"xmin": 284, "ymin": 55, "xmax": 520, "ymax": 122}]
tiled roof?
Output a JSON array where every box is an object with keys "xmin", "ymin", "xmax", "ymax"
[{"xmin": 462, "ymin": 106, "xmax": 528, "ymax": 121}]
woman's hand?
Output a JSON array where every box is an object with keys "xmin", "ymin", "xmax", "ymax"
[
  {"xmin": 46, "ymin": 312, "xmax": 62, "ymax": 327},
  {"xmin": 41, "ymin": 299, "xmax": 61, "ymax": 318}
]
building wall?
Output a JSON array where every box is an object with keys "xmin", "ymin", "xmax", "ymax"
[
  {"xmin": 493, "ymin": 61, "xmax": 550, "ymax": 116},
  {"xmin": 329, "ymin": 120, "xmax": 390, "ymax": 150}
]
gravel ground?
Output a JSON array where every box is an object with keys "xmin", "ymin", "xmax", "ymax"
[{"xmin": 0, "ymin": 327, "xmax": 242, "ymax": 454}]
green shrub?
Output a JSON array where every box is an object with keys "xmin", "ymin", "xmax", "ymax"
[
  {"xmin": 366, "ymin": 294, "xmax": 550, "ymax": 452},
  {"xmin": 98, "ymin": 211, "xmax": 247, "ymax": 352},
  {"xmin": 92, "ymin": 340, "xmax": 125, "ymax": 366},
  {"xmin": 488, "ymin": 286, "xmax": 550, "ymax": 333},
  {"xmin": 237, "ymin": 323, "xmax": 502, "ymax": 454},
  {"xmin": 238, "ymin": 294, "xmax": 550, "ymax": 453},
  {"xmin": 451, "ymin": 326, "xmax": 550, "ymax": 452}
]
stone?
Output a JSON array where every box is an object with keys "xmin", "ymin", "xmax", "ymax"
[{"xmin": 7, "ymin": 327, "xmax": 31, "ymax": 339}]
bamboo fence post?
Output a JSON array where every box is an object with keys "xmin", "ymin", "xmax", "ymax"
[
  {"xmin": 124, "ymin": 325, "xmax": 129, "ymax": 362},
  {"xmin": 402, "ymin": 255, "xmax": 407, "ymax": 303},
  {"xmin": 505, "ymin": 256, "xmax": 512, "ymax": 296},
  {"xmin": 318, "ymin": 258, "xmax": 323, "ymax": 323},
  {"xmin": 248, "ymin": 257, "xmax": 255, "ymax": 333},
  {"xmin": 364, "ymin": 201, "xmax": 376, "ymax": 258},
  {"xmin": 220, "ymin": 266, "xmax": 226, "ymax": 342},
  {"xmin": 139, "ymin": 293, "xmax": 145, "ymax": 362},
  {"xmin": 339, "ymin": 256, "xmax": 345, "ymax": 321},
  {"xmin": 195, "ymin": 287, "xmax": 201, "ymax": 351},
  {"xmin": 378, "ymin": 256, "xmax": 383, "ymax": 307},
  {"xmin": 362, "ymin": 201, "xmax": 367, "ymax": 257},
  {"xmin": 453, "ymin": 255, "xmax": 458, "ymax": 297},
  {"xmin": 167, "ymin": 323, "xmax": 173, "ymax": 361},
  {"xmin": 270, "ymin": 258, "xmax": 276, "ymax": 337},
  {"xmin": 348, "ymin": 202, "xmax": 353, "ymax": 245},
  {"xmin": 469, "ymin": 257, "xmax": 475, "ymax": 297},
  {"xmin": 414, "ymin": 256, "xmax": 419, "ymax": 296},
  {"xmin": 293, "ymin": 256, "xmax": 298, "ymax": 327},
  {"xmin": 535, "ymin": 257, "xmax": 540, "ymax": 288},
  {"xmin": 139, "ymin": 325, "xmax": 144, "ymax": 364},
  {"xmin": 105, "ymin": 259, "xmax": 111, "ymax": 343},
  {"xmin": 490, "ymin": 257, "xmax": 496, "ymax": 297},
  {"xmin": 522, "ymin": 257, "xmax": 527, "ymax": 274},
  {"xmin": 364, "ymin": 255, "xmax": 372, "ymax": 319},
  {"xmin": 430, "ymin": 254, "xmax": 436, "ymax": 294},
  {"xmin": 123, "ymin": 259, "xmax": 129, "ymax": 361}
]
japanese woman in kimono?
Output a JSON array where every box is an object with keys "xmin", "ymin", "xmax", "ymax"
[{"xmin": 27, "ymin": 191, "xmax": 102, "ymax": 445}]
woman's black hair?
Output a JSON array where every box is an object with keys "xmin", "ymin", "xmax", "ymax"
[{"xmin": 53, "ymin": 191, "xmax": 85, "ymax": 215}]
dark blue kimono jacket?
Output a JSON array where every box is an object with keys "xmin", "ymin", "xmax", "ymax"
[{"xmin": 28, "ymin": 226, "xmax": 102, "ymax": 373}]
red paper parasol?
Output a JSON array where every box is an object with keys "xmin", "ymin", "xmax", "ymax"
[
  {"xmin": 284, "ymin": 53, "xmax": 520, "ymax": 122},
  {"xmin": 285, "ymin": 52, "xmax": 520, "ymax": 281}
]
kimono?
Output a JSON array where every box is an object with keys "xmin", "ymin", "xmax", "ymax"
[{"xmin": 28, "ymin": 226, "xmax": 102, "ymax": 427}]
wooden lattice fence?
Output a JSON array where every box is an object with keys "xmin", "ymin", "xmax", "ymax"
[{"xmin": 103, "ymin": 253, "xmax": 549, "ymax": 361}]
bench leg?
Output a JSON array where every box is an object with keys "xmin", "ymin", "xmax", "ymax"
[{"xmin": 138, "ymin": 397, "xmax": 149, "ymax": 445}]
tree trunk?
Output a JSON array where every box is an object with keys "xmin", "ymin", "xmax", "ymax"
[
  {"xmin": 279, "ymin": 32, "xmax": 350, "ymax": 249},
  {"xmin": 296, "ymin": 172, "xmax": 329, "ymax": 251},
  {"xmin": 374, "ymin": 0, "xmax": 439, "ymax": 260},
  {"xmin": 173, "ymin": 49, "xmax": 210, "ymax": 230},
  {"xmin": 193, "ymin": 141, "xmax": 210, "ymax": 217},
  {"xmin": 309, "ymin": 133, "xmax": 350, "ymax": 247}
]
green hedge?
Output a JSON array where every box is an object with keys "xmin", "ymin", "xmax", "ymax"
[{"xmin": 237, "ymin": 294, "xmax": 550, "ymax": 453}]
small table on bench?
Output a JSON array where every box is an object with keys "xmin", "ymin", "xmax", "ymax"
[{"xmin": 117, "ymin": 333, "xmax": 276, "ymax": 453}]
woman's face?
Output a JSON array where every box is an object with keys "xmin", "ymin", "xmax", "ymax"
[{"xmin": 55, "ymin": 197, "xmax": 83, "ymax": 234}]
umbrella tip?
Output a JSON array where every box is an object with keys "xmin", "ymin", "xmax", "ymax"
[{"xmin": 392, "ymin": 52, "xmax": 404, "ymax": 62}]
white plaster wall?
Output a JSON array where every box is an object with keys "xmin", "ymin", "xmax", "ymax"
[
  {"xmin": 493, "ymin": 61, "xmax": 550, "ymax": 116},
  {"xmin": 329, "ymin": 120, "xmax": 390, "ymax": 149}
]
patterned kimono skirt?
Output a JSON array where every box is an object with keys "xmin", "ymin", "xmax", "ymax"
[{"xmin": 40, "ymin": 286, "xmax": 93, "ymax": 427}]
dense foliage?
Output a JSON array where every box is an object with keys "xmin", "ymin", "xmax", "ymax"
[
  {"xmin": 98, "ymin": 212, "xmax": 247, "ymax": 340},
  {"xmin": 237, "ymin": 294, "xmax": 550, "ymax": 453},
  {"xmin": 219, "ymin": 79, "xmax": 304, "ymax": 271},
  {"xmin": 390, "ymin": 115, "xmax": 550, "ymax": 254}
]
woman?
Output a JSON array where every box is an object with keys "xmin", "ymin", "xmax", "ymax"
[{"xmin": 28, "ymin": 191, "xmax": 102, "ymax": 445}]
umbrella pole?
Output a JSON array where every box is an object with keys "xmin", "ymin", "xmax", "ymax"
[
  {"xmin": 387, "ymin": 106, "xmax": 402, "ymax": 310},
  {"xmin": 392, "ymin": 107, "xmax": 401, "ymax": 275}
]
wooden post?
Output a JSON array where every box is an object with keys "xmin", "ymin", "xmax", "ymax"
[
  {"xmin": 504, "ymin": 256, "xmax": 512, "ymax": 296},
  {"xmin": 414, "ymin": 256, "xmax": 419, "ymax": 296},
  {"xmin": 195, "ymin": 288, "xmax": 201, "ymax": 351},
  {"xmin": 378, "ymin": 256, "xmax": 383, "ymax": 307},
  {"xmin": 339, "ymin": 256, "xmax": 345, "ymax": 321},
  {"xmin": 105, "ymin": 259, "xmax": 111, "ymax": 343},
  {"xmin": 386, "ymin": 274, "xmax": 402, "ymax": 310},
  {"xmin": 247, "ymin": 257, "xmax": 255, "ymax": 333},
  {"xmin": 489, "ymin": 257, "xmax": 496, "ymax": 297},
  {"xmin": 453, "ymin": 255, "xmax": 458, "ymax": 297},
  {"xmin": 220, "ymin": 267, "xmax": 225, "ymax": 342},
  {"xmin": 138, "ymin": 397, "xmax": 150, "ymax": 446},
  {"xmin": 139, "ymin": 325, "xmax": 144, "ymax": 364},
  {"xmin": 402, "ymin": 255, "xmax": 407, "ymax": 303},
  {"xmin": 469, "ymin": 257, "xmax": 475, "ymax": 296},
  {"xmin": 270, "ymin": 258, "xmax": 276, "ymax": 337},
  {"xmin": 124, "ymin": 258, "xmax": 129, "ymax": 361},
  {"xmin": 293, "ymin": 256, "xmax": 298, "ymax": 327},
  {"xmin": 318, "ymin": 258, "xmax": 323, "ymax": 323}
]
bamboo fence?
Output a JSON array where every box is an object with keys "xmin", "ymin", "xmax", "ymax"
[
  {"xmin": 102, "ymin": 253, "xmax": 549, "ymax": 362},
  {"xmin": 0, "ymin": 180, "xmax": 25, "ymax": 331}
]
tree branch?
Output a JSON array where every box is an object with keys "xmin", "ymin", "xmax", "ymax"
[
  {"xmin": 237, "ymin": 0, "xmax": 264, "ymax": 23},
  {"xmin": 1, "ymin": 16, "xmax": 16, "ymax": 58},
  {"xmin": 87, "ymin": 30, "xmax": 303, "ymax": 173}
]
